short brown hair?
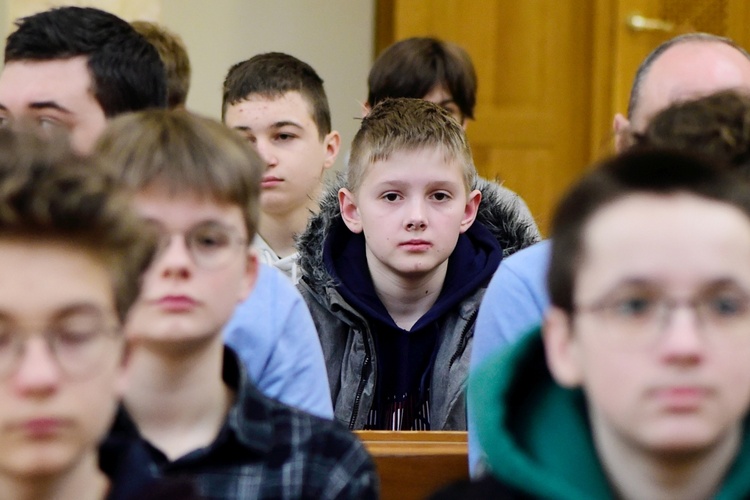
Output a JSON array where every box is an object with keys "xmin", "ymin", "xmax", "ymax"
[
  {"xmin": 348, "ymin": 97, "xmax": 476, "ymax": 193},
  {"xmin": 131, "ymin": 20, "xmax": 191, "ymax": 108},
  {"xmin": 95, "ymin": 109, "xmax": 263, "ymax": 240},
  {"xmin": 548, "ymin": 148, "xmax": 750, "ymax": 313},
  {"xmin": 222, "ymin": 52, "xmax": 331, "ymax": 139},
  {"xmin": 368, "ymin": 37, "xmax": 477, "ymax": 121},
  {"xmin": 0, "ymin": 129, "xmax": 156, "ymax": 322},
  {"xmin": 635, "ymin": 90, "xmax": 750, "ymax": 179}
]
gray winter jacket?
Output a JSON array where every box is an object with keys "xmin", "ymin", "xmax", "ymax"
[{"xmin": 297, "ymin": 178, "xmax": 540, "ymax": 430}]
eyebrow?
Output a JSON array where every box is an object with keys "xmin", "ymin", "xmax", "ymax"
[
  {"xmin": 28, "ymin": 101, "xmax": 73, "ymax": 114},
  {"xmin": 270, "ymin": 120, "xmax": 304, "ymax": 130},
  {"xmin": 375, "ymin": 179, "xmax": 461, "ymax": 190},
  {"xmin": 0, "ymin": 303, "xmax": 112, "ymax": 325},
  {"xmin": 231, "ymin": 120, "xmax": 304, "ymax": 134}
]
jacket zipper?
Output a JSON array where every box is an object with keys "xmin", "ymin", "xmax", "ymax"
[
  {"xmin": 348, "ymin": 353, "xmax": 370, "ymax": 430},
  {"xmin": 448, "ymin": 309, "xmax": 478, "ymax": 371}
]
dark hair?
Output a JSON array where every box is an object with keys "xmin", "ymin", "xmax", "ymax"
[
  {"xmin": 0, "ymin": 128, "xmax": 157, "ymax": 321},
  {"xmin": 367, "ymin": 37, "xmax": 477, "ymax": 121},
  {"xmin": 131, "ymin": 20, "xmax": 191, "ymax": 108},
  {"xmin": 95, "ymin": 109, "xmax": 263, "ymax": 241},
  {"xmin": 222, "ymin": 52, "xmax": 331, "ymax": 138},
  {"xmin": 636, "ymin": 90, "xmax": 750, "ymax": 180},
  {"xmin": 5, "ymin": 6, "xmax": 167, "ymax": 117},
  {"xmin": 548, "ymin": 148, "xmax": 750, "ymax": 312},
  {"xmin": 627, "ymin": 33, "xmax": 750, "ymax": 120}
]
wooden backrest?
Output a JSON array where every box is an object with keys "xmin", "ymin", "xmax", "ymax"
[{"xmin": 354, "ymin": 431, "xmax": 468, "ymax": 500}]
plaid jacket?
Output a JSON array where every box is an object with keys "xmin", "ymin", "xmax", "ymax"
[{"xmin": 107, "ymin": 347, "xmax": 378, "ymax": 500}]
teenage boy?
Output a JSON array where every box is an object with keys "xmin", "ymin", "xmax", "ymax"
[
  {"xmin": 446, "ymin": 149, "xmax": 750, "ymax": 499},
  {"xmin": 367, "ymin": 37, "xmax": 477, "ymax": 127},
  {"xmin": 0, "ymin": 130, "xmax": 197, "ymax": 499},
  {"xmin": 366, "ymin": 37, "xmax": 539, "ymax": 254},
  {"xmin": 222, "ymin": 52, "xmax": 341, "ymax": 282},
  {"xmin": 0, "ymin": 6, "xmax": 166, "ymax": 154},
  {"xmin": 96, "ymin": 108, "xmax": 332, "ymax": 419},
  {"xmin": 468, "ymin": 32, "xmax": 750, "ymax": 473},
  {"xmin": 96, "ymin": 109, "xmax": 377, "ymax": 498},
  {"xmin": 298, "ymin": 98, "xmax": 538, "ymax": 431}
]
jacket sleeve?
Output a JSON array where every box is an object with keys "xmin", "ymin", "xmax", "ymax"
[
  {"xmin": 224, "ymin": 264, "xmax": 334, "ymax": 419},
  {"xmin": 467, "ymin": 240, "xmax": 552, "ymax": 474}
]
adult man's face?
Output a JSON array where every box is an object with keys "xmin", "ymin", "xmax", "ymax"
[
  {"xmin": 0, "ymin": 56, "xmax": 107, "ymax": 154},
  {"xmin": 614, "ymin": 41, "xmax": 750, "ymax": 151}
]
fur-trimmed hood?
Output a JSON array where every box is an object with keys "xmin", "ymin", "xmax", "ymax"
[{"xmin": 297, "ymin": 175, "xmax": 540, "ymax": 290}]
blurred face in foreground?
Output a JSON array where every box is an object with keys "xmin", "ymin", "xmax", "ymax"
[
  {"xmin": 545, "ymin": 193, "xmax": 750, "ymax": 458},
  {"xmin": 0, "ymin": 239, "xmax": 124, "ymax": 490},
  {"xmin": 125, "ymin": 186, "xmax": 256, "ymax": 351}
]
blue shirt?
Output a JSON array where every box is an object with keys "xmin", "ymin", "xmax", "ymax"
[
  {"xmin": 224, "ymin": 263, "xmax": 333, "ymax": 419},
  {"xmin": 468, "ymin": 239, "xmax": 551, "ymax": 474}
]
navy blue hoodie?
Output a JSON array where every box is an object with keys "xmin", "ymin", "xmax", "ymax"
[{"xmin": 323, "ymin": 220, "xmax": 502, "ymax": 429}]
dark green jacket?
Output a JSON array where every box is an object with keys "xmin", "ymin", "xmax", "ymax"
[{"xmin": 471, "ymin": 328, "xmax": 750, "ymax": 500}]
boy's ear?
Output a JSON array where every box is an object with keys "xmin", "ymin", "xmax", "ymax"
[
  {"xmin": 613, "ymin": 113, "xmax": 632, "ymax": 153},
  {"xmin": 238, "ymin": 247, "xmax": 259, "ymax": 303},
  {"xmin": 543, "ymin": 306, "xmax": 583, "ymax": 388},
  {"xmin": 322, "ymin": 130, "xmax": 341, "ymax": 170},
  {"xmin": 459, "ymin": 189, "xmax": 482, "ymax": 233},
  {"xmin": 339, "ymin": 188, "xmax": 363, "ymax": 233}
]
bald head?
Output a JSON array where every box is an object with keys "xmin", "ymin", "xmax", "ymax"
[{"xmin": 614, "ymin": 34, "xmax": 750, "ymax": 150}]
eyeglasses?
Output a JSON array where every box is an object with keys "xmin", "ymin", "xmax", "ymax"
[
  {"xmin": 574, "ymin": 288, "xmax": 750, "ymax": 346},
  {"xmin": 0, "ymin": 319, "xmax": 122, "ymax": 380},
  {"xmin": 151, "ymin": 221, "xmax": 248, "ymax": 269}
]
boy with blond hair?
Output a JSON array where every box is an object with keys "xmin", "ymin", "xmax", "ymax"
[
  {"xmin": 96, "ymin": 109, "xmax": 376, "ymax": 498},
  {"xmin": 298, "ymin": 98, "xmax": 538, "ymax": 430},
  {"xmin": 223, "ymin": 52, "xmax": 340, "ymax": 282}
]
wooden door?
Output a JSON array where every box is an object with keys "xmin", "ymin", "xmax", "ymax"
[
  {"xmin": 379, "ymin": 0, "xmax": 595, "ymax": 235},
  {"xmin": 379, "ymin": 0, "xmax": 750, "ymax": 235},
  {"xmin": 591, "ymin": 0, "xmax": 750, "ymax": 159}
]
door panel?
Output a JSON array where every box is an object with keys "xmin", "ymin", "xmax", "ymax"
[
  {"xmin": 382, "ymin": 0, "xmax": 750, "ymax": 234},
  {"xmin": 383, "ymin": 0, "xmax": 594, "ymax": 234},
  {"xmin": 592, "ymin": 0, "xmax": 750, "ymax": 159}
]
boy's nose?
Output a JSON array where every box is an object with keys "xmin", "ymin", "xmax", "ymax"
[
  {"xmin": 658, "ymin": 306, "xmax": 704, "ymax": 365},
  {"xmin": 405, "ymin": 200, "xmax": 427, "ymax": 230},
  {"xmin": 254, "ymin": 139, "xmax": 278, "ymax": 167},
  {"xmin": 13, "ymin": 338, "xmax": 61, "ymax": 395},
  {"xmin": 158, "ymin": 234, "xmax": 193, "ymax": 277}
]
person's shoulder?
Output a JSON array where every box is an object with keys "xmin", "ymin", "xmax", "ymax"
[
  {"xmin": 255, "ymin": 263, "xmax": 302, "ymax": 299},
  {"xmin": 262, "ymin": 399, "xmax": 378, "ymax": 496},
  {"xmin": 232, "ymin": 263, "xmax": 304, "ymax": 316},
  {"xmin": 265, "ymin": 396, "xmax": 359, "ymax": 446},
  {"xmin": 474, "ymin": 178, "xmax": 541, "ymax": 256},
  {"xmin": 501, "ymin": 239, "xmax": 552, "ymax": 274}
]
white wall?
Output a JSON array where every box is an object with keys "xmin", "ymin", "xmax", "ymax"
[{"xmin": 162, "ymin": 0, "xmax": 374, "ymax": 170}]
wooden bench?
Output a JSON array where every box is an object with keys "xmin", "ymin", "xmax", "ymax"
[{"xmin": 354, "ymin": 431, "xmax": 468, "ymax": 500}]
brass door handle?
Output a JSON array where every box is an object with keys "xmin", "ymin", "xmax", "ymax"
[{"xmin": 626, "ymin": 14, "xmax": 675, "ymax": 32}]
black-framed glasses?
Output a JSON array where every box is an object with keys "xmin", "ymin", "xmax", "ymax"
[
  {"xmin": 0, "ymin": 319, "xmax": 122, "ymax": 380},
  {"xmin": 151, "ymin": 221, "xmax": 248, "ymax": 269}
]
